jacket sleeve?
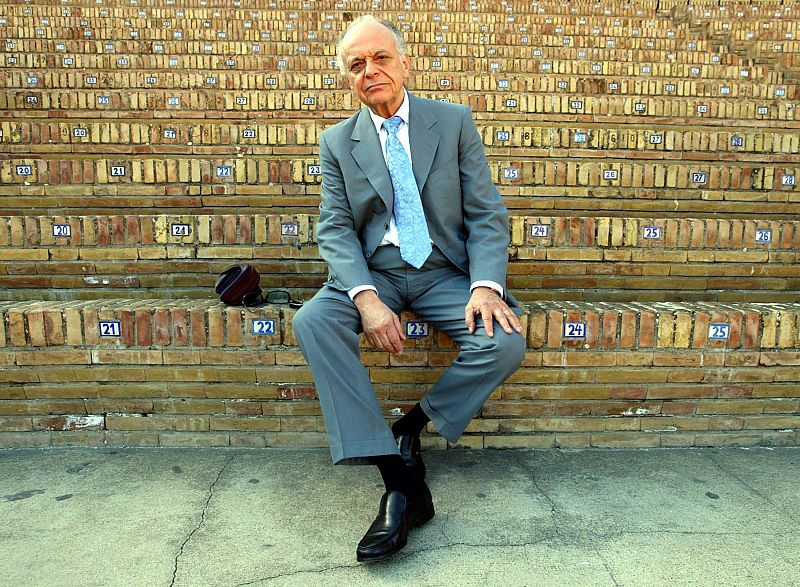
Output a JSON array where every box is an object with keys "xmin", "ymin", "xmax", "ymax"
[
  {"xmin": 457, "ymin": 106, "xmax": 511, "ymax": 291},
  {"xmin": 315, "ymin": 130, "xmax": 375, "ymax": 291}
]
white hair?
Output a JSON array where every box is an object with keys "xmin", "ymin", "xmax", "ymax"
[{"xmin": 336, "ymin": 15, "xmax": 408, "ymax": 75}]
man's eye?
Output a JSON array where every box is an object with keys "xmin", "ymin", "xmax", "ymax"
[{"xmin": 350, "ymin": 62, "xmax": 364, "ymax": 72}]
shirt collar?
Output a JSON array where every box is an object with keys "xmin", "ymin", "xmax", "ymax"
[{"xmin": 368, "ymin": 89, "xmax": 410, "ymax": 135}]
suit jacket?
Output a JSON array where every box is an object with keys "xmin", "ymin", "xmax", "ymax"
[{"xmin": 316, "ymin": 92, "xmax": 513, "ymax": 303}]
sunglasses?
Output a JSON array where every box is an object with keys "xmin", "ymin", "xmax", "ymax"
[{"xmin": 242, "ymin": 288, "xmax": 304, "ymax": 309}]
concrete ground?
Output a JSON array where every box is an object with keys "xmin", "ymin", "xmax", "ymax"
[{"xmin": 0, "ymin": 447, "xmax": 797, "ymax": 587}]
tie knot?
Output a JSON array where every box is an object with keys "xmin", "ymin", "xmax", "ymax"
[{"xmin": 382, "ymin": 116, "xmax": 403, "ymax": 135}]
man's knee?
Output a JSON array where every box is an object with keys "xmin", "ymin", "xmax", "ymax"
[
  {"xmin": 493, "ymin": 331, "xmax": 527, "ymax": 372},
  {"xmin": 292, "ymin": 290, "xmax": 360, "ymax": 344},
  {"xmin": 465, "ymin": 329, "xmax": 526, "ymax": 373},
  {"xmin": 292, "ymin": 299, "xmax": 319, "ymax": 342}
]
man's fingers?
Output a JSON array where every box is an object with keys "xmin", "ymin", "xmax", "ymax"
[
  {"xmin": 386, "ymin": 320, "xmax": 405, "ymax": 354},
  {"xmin": 465, "ymin": 300, "xmax": 523, "ymax": 338},
  {"xmin": 482, "ymin": 306, "xmax": 495, "ymax": 338},
  {"xmin": 465, "ymin": 306, "xmax": 476, "ymax": 334},
  {"xmin": 494, "ymin": 307, "xmax": 521, "ymax": 334}
]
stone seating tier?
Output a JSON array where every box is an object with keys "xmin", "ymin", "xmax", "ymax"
[{"xmin": 0, "ymin": 299, "xmax": 798, "ymax": 449}]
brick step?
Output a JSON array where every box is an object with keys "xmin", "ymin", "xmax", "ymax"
[
  {"xmin": 1, "ymin": 60, "xmax": 783, "ymax": 80},
  {"xmin": 0, "ymin": 214, "xmax": 797, "ymax": 302},
  {"xmin": 2, "ymin": 157, "xmax": 796, "ymax": 203},
  {"xmin": 2, "ymin": 49, "xmax": 767, "ymax": 72},
  {"xmin": 3, "ymin": 120, "xmax": 798, "ymax": 160},
  {"xmin": 1, "ymin": 194, "xmax": 798, "ymax": 219},
  {"xmin": 6, "ymin": 90, "xmax": 798, "ymax": 122},
  {"xmin": 0, "ymin": 299, "xmax": 797, "ymax": 449}
]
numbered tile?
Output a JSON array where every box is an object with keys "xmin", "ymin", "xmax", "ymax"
[
  {"xmin": 53, "ymin": 224, "xmax": 71, "ymax": 237},
  {"xmin": 405, "ymin": 321, "xmax": 429, "ymax": 338},
  {"xmin": 755, "ymin": 229, "xmax": 772, "ymax": 243},
  {"xmin": 496, "ymin": 131, "xmax": 510, "ymax": 142},
  {"xmin": 782, "ymin": 174, "xmax": 796, "ymax": 186},
  {"xmin": 563, "ymin": 322, "xmax": 587, "ymax": 339},
  {"xmin": 708, "ymin": 323, "xmax": 730, "ymax": 340},
  {"xmin": 171, "ymin": 223, "xmax": 191, "ymax": 237},
  {"xmin": 307, "ymin": 164, "xmax": 321, "ymax": 176},
  {"xmin": 643, "ymin": 226, "xmax": 662, "ymax": 240},
  {"xmin": 503, "ymin": 167, "xmax": 520, "ymax": 180},
  {"xmin": 216, "ymin": 166, "xmax": 232, "ymax": 178},
  {"xmin": 252, "ymin": 319, "xmax": 276, "ymax": 336},
  {"xmin": 110, "ymin": 165, "xmax": 126, "ymax": 177},
  {"xmin": 692, "ymin": 172, "xmax": 707, "ymax": 184},
  {"xmin": 529, "ymin": 224, "xmax": 550, "ymax": 238},
  {"xmin": 99, "ymin": 321, "xmax": 121, "ymax": 337},
  {"xmin": 16, "ymin": 165, "xmax": 33, "ymax": 176},
  {"xmin": 280, "ymin": 223, "xmax": 299, "ymax": 237},
  {"xmin": 603, "ymin": 169, "xmax": 619, "ymax": 180}
]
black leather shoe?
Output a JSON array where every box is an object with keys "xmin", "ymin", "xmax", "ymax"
[
  {"xmin": 395, "ymin": 433, "xmax": 426, "ymax": 482},
  {"xmin": 356, "ymin": 487, "xmax": 435, "ymax": 563}
]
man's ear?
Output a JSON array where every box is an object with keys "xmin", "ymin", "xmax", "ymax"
[
  {"xmin": 402, "ymin": 54, "xmax": 411, "ymax": 79},
  {"xmin": 343, "ymin": 74, "xmax": 353, "ymax": 89}
]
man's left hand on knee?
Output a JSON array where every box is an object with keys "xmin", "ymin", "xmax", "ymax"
[{"xmin": 464, "ymin": 287, "xmax": 523, "ymax": 337}]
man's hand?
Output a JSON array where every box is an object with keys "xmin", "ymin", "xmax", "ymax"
[
  {"xmin": 353, "ymin": 290, "xmax": 406, "ymax": 354},
  {"xmin": 465, "ymin": 286, "xmax": 523, "ymax": 338}
]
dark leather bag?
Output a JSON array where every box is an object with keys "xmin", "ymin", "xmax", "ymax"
[{"xmin": 215, "ymin": 263, "xmax": 263, "ymax": 306}]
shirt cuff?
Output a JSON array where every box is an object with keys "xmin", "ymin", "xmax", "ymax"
[
  {"xmin": 470, "ymin": 280, "xmax": 504, "ymax": 298},
  {"xmin": 348, "ymin": 285, "xmax": 378, "ymax": 300}
]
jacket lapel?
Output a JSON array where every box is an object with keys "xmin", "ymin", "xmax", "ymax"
[
  {"xmin": 350, "ymin": 108, "xmax": 394, "ymax": 213},
  {"xmin": 407, "ymin": 93, "xmax": 440, "ymax": 195}
]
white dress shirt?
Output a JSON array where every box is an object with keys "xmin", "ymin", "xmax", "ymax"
[{"xmin": 348, "ymin": 90, "xmax": 504, "ymax": 300}]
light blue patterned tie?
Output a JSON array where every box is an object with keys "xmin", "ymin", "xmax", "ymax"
[{"xmin": 382, "ymin": 116, "xmax": 432, "ymax": 269}]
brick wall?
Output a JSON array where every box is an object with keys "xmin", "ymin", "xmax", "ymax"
[
  {"xmin": 1, "ymin": 0, "xmax": 798, "ymax": 448},
  {"xmin": 1, "ymin": 214, "xmax": 798, "ymax": 302},
  {"xmin": 1, "ymin": 300, "xmax": 798, "ymax": 448}
]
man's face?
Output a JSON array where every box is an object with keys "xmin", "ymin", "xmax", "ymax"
[{"xmin": 339, "ymin": 21, "xmax": 410, "ymax": 118}]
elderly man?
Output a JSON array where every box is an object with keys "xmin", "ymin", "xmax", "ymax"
[{"xmin": 292, "ymin": 15, "xmax": 526, "ymax": 562}]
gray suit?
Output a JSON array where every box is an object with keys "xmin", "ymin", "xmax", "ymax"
[{"xmin": 293, "ymin": 93, "xmax": 525, "ymax": 464}]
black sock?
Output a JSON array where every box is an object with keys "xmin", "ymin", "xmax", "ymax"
[
  {"xmin": 371, "ymin": 454, "xmax": 423, "ymax": 499},
  {"xmin": 391, "ymin": 403, "xmax": 431, "ymax": 438}
]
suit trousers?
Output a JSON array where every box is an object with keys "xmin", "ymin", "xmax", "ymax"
[{"xmin": 292, "ymin": 246, "xmax": 526, "ymax": 465}]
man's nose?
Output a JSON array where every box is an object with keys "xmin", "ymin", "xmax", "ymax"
[{"xmin": 364, "ymin": 58, "xmax": 379, "ymax": 76}]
